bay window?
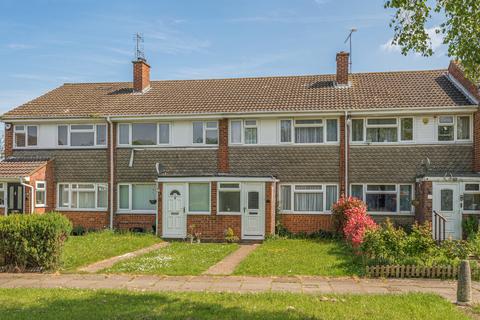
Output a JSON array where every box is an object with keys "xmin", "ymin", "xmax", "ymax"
[
  {"xmin": 14, "ymin": 125, "xmax": 38, "ymax": 147},
  {"xmin": 350, "ymin": 184, "xmax": 413, "ymax": 213},
  {"xmin": 118, "ymin": 183, "xmax": 157, "ymax": 212},
  {"xmin": 230, "ymin": 120, "xmax": 258, "ymax": 144},
  {"xmin": 280, "ymin": 184, "xmax": 338, "ymax": 213},
  {"xmin": 437, "ymin": 115, "xmax": 471, "ymax": 141},
  {"xmin": 57, "ymin": 183, "xmax": 107, "ymax": 210},
  {"xmin": 188, "ymin": 183, "xmax": 210, "ymax": 213},
  {"xmin": 463, "ymin": 183, "xmax": 480, "ymax": 211},
  {"xmin": 218, "ymin": 183, "xmax": 241, "ymax": 213},
  {"xmin": 57, "ymin": 124, "xmax": 107, "ymax": 147},
  {"xmin": 193, "ymin": 121, "xmax": 218, "ymax": 145},
  {"xmin": 35, "ymin": 181, "xmax": 46, "ymax": 207}
]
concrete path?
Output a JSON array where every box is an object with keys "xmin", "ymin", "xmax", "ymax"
[
  {"xmin": 203, "ymin": 244, "xmax": 258, "ymax": 275},
  {"xmin": 78, "ymin": 242, "xmax": 170, "ymax": 273},
  {"xmin": 0, "ymin": 273, "xmax": 479, "ymax": 303}
]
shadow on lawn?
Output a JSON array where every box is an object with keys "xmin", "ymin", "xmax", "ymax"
[
  {"xmin": 1, "ymin": 290, "xmax": 317, "ymax": 320},
  {"xmin": 317, "ymin": 239, "xmax": 365, "ymax": 276}
]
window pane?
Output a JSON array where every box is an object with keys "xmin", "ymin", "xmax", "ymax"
[
  {"xmin": 27, "ymin": 126, "xmax": 37, "ymax": 146},
  {"xmin": 325, "ymin": 185, "xmax": 338, "ymax": 211},
  {"xmin": 205, "ymin": 128, "xmax": 218, "ymax": 144},
  {"xmin": 351, "ymin": 185, "xmax": 363, "ymax": 200},
  {"xmin": 206, "ymin": 121, "xmax": 217, "ymax": 129},
  {"xmin": 159, "ymin": 123, "xmax": 170, "ymax": 144},
  {"xmin": 295, "ymin": 127, "xmax": 323, "ymax": 143},
  {"xmin": 367, "ymin": 118, "xmax": 397, "ymax": 125},
  {"xmin": 118, "ymin": 124, "xmax": 130, "ymax": 144},
  {"xmin": 97, "ymin": 185, "xmax": 108, "ymax": 208},
  {"xmin": 400, "ymin": 185, "xmax": 412, "ymax": 211},
  {"xmin": 295, "ymin": 119, "xmax": 322, "ymax": 125},
  {"xmin": 438, "ymin": 125, "xmax": 454, "ymax": 141},
  {"xmin": 248, "ymin": 191, "xmax": 259, "ymax": 210},
  {"xmin": 132, "ymin": 184, "xmax": 156, "ymax": 211},
  {"xmin": 367, "ymin": 185, "xmax": 396, "ymax": 192},
  {"xmin": 280, "ymin": 120, "xmax": 292, "ymax": 143},
  {"xmin": 78, "ymin": 190, "xmax": 95, "ymax": 209},
  {"xmin": 457, "ymin": 116, "xmax": 470, "ymax": 140},
  {"xmin": 71, "ymin": 124, "xmax": 93, "ymax": 130},
  {"xmin": 366, "ymin": 127, "xmax": 397, "ymax": 142},
  {"xmin": 59, "ymin": 184, "xmax": 69, "ymax": 207},
  {"xmin": 119, "ymin": 185, "xmax": 130, "ymax": 210},
  {"xmin": 15, "ymin": 131, "xmax": 25, "ymax": 147},
  {"xmin": 281, "ymin": 185, "xmax": 291, "ymax": 210},
  {"xmin": 193, "ymin": 122, "xmax": 203, "ymax": 143},
  {"xmin": 439, "ymin": 116, "xmax": 454, "ymax": 124},
  {"xmin": 326, "ymin": 119, "xmax": 338, "ymax": 142},
  {"xmin": 0, "ymin": 191, "xmax": 4, "ymax": 206},
  {"xmin": 132, "ymin": 123, "xmax": 157, "ymax": 145},
  {"xmin": 231, "ymin": 121, "xmax": 242, "ymax": 143},
  {"xmin": 71, "ymin": 132, "xmax": 94, "ymax": 146},
  {"xmin": 96, "ymin": 124, "xmax": 107, "ymax": 145},
  {"xmin": 58, "ymin": 125, "xmax": 68, "ymax": 146},
  {"xmin": 220, "ymin": 183, "xmax": 240, "ymax": 189},
  {"xmin": 366, "ymin": 193, "xmax": 397, "ymax": 212},
  {"xmin": 351, "ymin": 119, "xmax": 364, "ymax": 142},
  {"xmin": 219, "ymin": 191, "xmax": 240, "ymax": 212},
  {"xmin": 35, "ymin": 190, "xmax": 45, "ymax": 206},
  {"xmin": 244, "ymin": 127, "xmax": 257, "ymax": 144},
  {"xmin": 466, "ymin": 184, "xmax": 480, "ymax": 191},
  {"xmin": 189, "ymin": 183, "xmax": 209, "ymax": 212},
  {"xmin": 440, "ymin": 189, "xmax": 453, "ymax": 211},
  {"xmin": 401, "ymin": 118, "xmax": 413, "ymax": 141},
  {"xmin": 295, "ymin": 185, "xmax": 322, "ymax": 191},
  {"xmin": 464, "ymin": 194, "xmax": 480, "ymax": 211},
  {"xmin": 294, "ymin": 192, "xmax": 323, "ymax": 212}
]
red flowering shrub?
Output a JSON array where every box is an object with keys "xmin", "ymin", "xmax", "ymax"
[
  {"xmin": 331, "ymin": 196, "xmax": 367, "ymax": 235},
  {"xmin": 343, "ymin": 208, "xmax": 378, "ymax": 249}
]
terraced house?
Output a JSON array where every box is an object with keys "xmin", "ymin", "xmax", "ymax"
[{"xmin": 0, "ymin": 52, "xmax": 479, "ymax": 241}]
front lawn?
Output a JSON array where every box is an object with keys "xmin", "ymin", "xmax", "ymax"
[
  {"xmin": 234, "ymin": 238, "xmax": 363, "ymax": 276},
  {"xmin": 103, "ymin": 242, "xmax": 239, "ymax": 275},
  {"xmin": 0, "ymin": 289, "xmax": 469, "ymax": 320},
  {"xmin": 61, "ymin": 230, "xmax": 161, "ymax": 272}
]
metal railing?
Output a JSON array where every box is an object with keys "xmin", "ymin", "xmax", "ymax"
[{"xmin": 433, "ymin": 210, "xmax": 446, "ymax": 243}]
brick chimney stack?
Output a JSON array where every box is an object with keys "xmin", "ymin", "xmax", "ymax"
[
  {"xmin": 336, "ymin": 51, "xmax": 350, "ymax": 86},
  {"xmin": 133, "ymin": 58, "xmax": 151, "ymax": 93}
]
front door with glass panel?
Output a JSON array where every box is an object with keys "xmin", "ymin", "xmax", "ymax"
[
  {"xmin": 8, "ymin": 183, "xmax": 23, "ymax": 214},
  {"xmin": 433, "ymin": 183, "xmax": 461, "ymax": 240},
  {"xmin": 163, "ymin": 184, "xmax": 186, "ymax": 238},
  {"xmin": 242, "ymin": 183, "xmax": 265, "ymax": 240}
]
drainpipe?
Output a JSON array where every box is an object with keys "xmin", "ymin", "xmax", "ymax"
[
  {"xmin": 19, "ymin": 177, "xmax": 34, "ymax": 214},
  {"xmin": 344, "ymin": 111, "xmax": 349, "ymax": 197},
  {"xmin": 107, "ymin": 116, "xmax": 114, "ymax": 229}
]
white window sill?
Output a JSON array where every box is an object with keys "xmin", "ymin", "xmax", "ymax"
[
  {"xmin": 116, "ymin": 211, "xmax": 156, "ymax": 215},
  {"xmin": 35, "ymin": 205, "xmax": 46, "ymax": 208},
  {"xmin": 56, "ymin": 208, "xmax": 106, "ymax": 212},
  {"xmin": 187, "ymin": 212, "xmax": 211, "ymax": 215},
  {"xmin": 367, "ymin": 212, "xmax": 414, "ymax": 216},
  {"xmin": 217, "ymin": 212, "xmax": 241, "ymax": 216},
  {"xmin": 280, "ymin": 211, "xmax": 331, "ymax": 215}
]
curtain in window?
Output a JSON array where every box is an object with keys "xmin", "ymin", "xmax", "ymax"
[
  {"xmin": 189, "ymin": 183, "xmax": 209, "ymax": 212},
  {"xmin": 231, "ymin": 121, "xmax": 242, "ymax": 143},
  {"xmin": 159, "ymin": 124, "xmax": 170, "ymax": 144},
  {"xmin": 280, "ymin": 120, "xmax": 292, "ymax": 142},
  {"xmin": 325, "ymin": 185, "xmax": 337, "ymax": 211},
  {"xmin": 97, "ymin": 185, "xmax": 108, "ymax": 208},
  {"xmin": 78, "ymin": 190, "xmax": 95, "ymax": 208},
  {"xmin": 366, "ymin": 128, "xmax": 397, "ymax": 142},
  {"xmin": 118, "ymin": 124, "xmax": 130, "ymax": 144},
  {"xmin": 294, "ymin": 192, "xmax": 323, "ymax": 211},
  {"xmin": 457, "ymin": 116, "xmax": 470, "ymax": 140},
  {"xmin": 193, "ymin": 122, "xmax": 204, "ymax": 143},
  {"xmin": 295, "ymin": 127, "xmax": 323, "ymax": 143},
  {"xmin": 351, "ymin": 119, "xmax": 364, "ymax": 141},
  {"xmin": 244, "ymin": 127, "xmax": 257, "ymax": 144},
  {"xmin": 132, "ymin": 185, "xmax": 156, "ymax": 210},
  {"xmin": 281, "ymin": 186, "xmax": 291, "ymax": 210}
]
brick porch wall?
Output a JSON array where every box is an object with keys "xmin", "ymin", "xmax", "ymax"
[
  {"xmin": 265, "ymin": 181, "xmax": 276, "ymax": 235},
  {"xmin": 115, "ymin": 214, "xmax": 156, "ymax": 232},
  {"xmin": 279, "ymin": 214, "xmax": 332, "ymax": 234},
  {"xmin": 415, "ymin": 180, "xmax": 433, "ymax": 223},
  {"xmin": 61, "ymin": 211, "xmax": 109, "ymax": 230},
  {"xmin": 4, "ymin": 123, "xmax": 13, "ymax": 158},
  {"xmin": 370, "ymin": 215, "xmax": 415, "ymax": 228}
]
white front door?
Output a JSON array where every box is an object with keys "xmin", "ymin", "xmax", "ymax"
[
  {"xmin": 163, "ymin": 184, "xmax": 187, "ymax": 238},
  {"xmin": 433, "ymin": 182, "xmax": 462, "ymax": 240},
  {"xmin": 242, "ymin": 183, "xmax": 265, "ymax": 240}
]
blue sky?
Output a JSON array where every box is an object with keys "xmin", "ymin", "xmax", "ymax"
[{"xmin": 0, "ymin": 0, "xmax": 448, "ymax": 114}]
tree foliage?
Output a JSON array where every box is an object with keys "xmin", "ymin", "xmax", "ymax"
[{"xmin": 385, "ymin": 0, "xmax": 480, "ymax": 82}]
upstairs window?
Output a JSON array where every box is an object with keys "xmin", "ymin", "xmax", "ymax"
[
  {"xmin": 437, "ymin": 115, "xmax": 471, "ymax": 142},
  {"xmin": 193, "ymin": 121, "xmax": 218, "ymax": 145},
  {"xmin": 117, "ymin": 123, "xmax": 170, "ymax": 146},
  {"xmin": 352, "ymin": 117, "xmax": 413, "ymax": 143},
  {"xmin": 280, "ymin": 119, "xmax": 338, "ymax": 144},
  {"xmin": 230, "ymin": 120, "xmax": 258, "ymax": 144},
  {"xmin": 132, "ymin": 123, "xmax": 157, "ymax": 145},
  {"xmin": 57, "ymin": 124, "xmax": 107, "ymax": 147},
  {"xmin": 295, "ymin": 119, "xmax": 323, "ymax": 143},
  {"xmin": 366, "ymin": 118, "xmax": 398, "ymax": 143},
  {"xmin": 14, "ymin": 125, "xmax": 38, "ymax": 147}
]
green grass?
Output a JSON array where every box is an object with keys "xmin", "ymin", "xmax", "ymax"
[
  {"xmin": 234, "ymin": 238, "xmax": 363, "ymax": 276},
  {"xmin": 0, "ymin": 289, "xmax": 470, "ymax": 320},
  {"xmin": 103, "ymin": 242, "xmax": 239, "ymax": 275},
  {"xmin": 60, "ymin": 230, "xmax": 161, "ymax": 272}
]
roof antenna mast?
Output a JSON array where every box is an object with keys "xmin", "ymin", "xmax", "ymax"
[
  {"xmin": 344, "ymin": 28, "xmax": 357, "ymax": 72},
  {"xmin": 134, "ymin": 32, "xmax": 145, "ymax": 61}
]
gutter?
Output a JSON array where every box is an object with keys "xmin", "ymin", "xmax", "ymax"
[
  {"xmin": 19, "ymin": 177, "xmax": 34, "ymax": 214},
  {"xmin": 106, "ymin": 116, "xmax": 114, "ymax": 229}
]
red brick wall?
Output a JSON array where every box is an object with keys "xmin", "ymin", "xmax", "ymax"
[
  {"xmin": 217, "ymin": 118, "xmax": 229, "ymax": 173},
  {"xmin": 415, "ymin": 180, "xmax": 433, "ymax": 223},
  {"xmin": 4, "ymin": 123, "xmax": 13, "ymax": 158},
  {"xmin": 339, "ymin": 115, "xmax": 347, "ymax": 196},
  {"xmin": 336, "ymin": 51, "xmax": 349, "ymax": 85},
  {"xmin": 108, "ymin": 121, "xmax": 116, "ymax": 227},
  {"xmin": 157, "ymin": 182, "xmax": 163, "ymax": 235},
  {"xmin": 61, "ymin": 211, "xmax": 109, "ymax": 230},
  {"xmin": 133, "ymin": 60, "xmax": 150, "ymax": 92},
  {"xmin": 370, "ymin": 215, "xmax": 415, "ymax": 228},
  {"xmin": 280, "ymin": 214, "xmax": 332, "ymax": 234},
  {"xmin": 115, "ymin": 214, "xmax": 156, "ymax": 232},
  {"xmin": 265, "ymin": 181, "xmax": 276, "ymax": 235},
  {"xmin": 448, "ymin": 61, "xmax": 480, "ymax": 101},
  {"xmin": 29, "ymin": 160, "xmax": 55, "ymax": 214}
]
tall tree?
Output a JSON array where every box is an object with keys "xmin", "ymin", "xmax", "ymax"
[{"xmin": 385, "ymin": 0, "xmax": 480, "ymax": 82}]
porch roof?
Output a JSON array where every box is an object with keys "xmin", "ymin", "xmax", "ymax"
[{"xmin": 0, "ymin": 157, "xmax": 49, "ymax": 180}]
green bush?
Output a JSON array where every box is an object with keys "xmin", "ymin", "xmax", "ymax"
[
  {"xmin": 462, "ymin": 216, "xmax": 479, "ymax": 241},
  {"xmin": 0, "ymin": 212, "xmax": 72, "ymax": 271}
]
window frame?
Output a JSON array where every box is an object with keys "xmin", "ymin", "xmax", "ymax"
[
  {"xmin": 192, "ymin": 121, "xmax": 218, "ymax": 145},
  {"xmin": 56, "ymin": 183, "xmax": 108, "ymax": 211},
  {"xmin": 462, "ymin": 183, "xmax": 480, "ymax": 213},
  {"xmin": 56, "ymin": 124, "xmax": 107, "ymax": 148},
  {"xmin": 279, "ymin": 183, "xmax": 339, "ymax": 215},
  {"xmin": 278, "ymin": 118, "xmax": 339, "ymax": 145},
  {"xmin": 116, "ymin": 183, "xmax": 157, "ymax": 214},
  {"xmin": 186, "ymin": 182, "xmax": 211, "ymax": 215},
  {"xmin": 0, "ymin": 183, "xmax": 6, "ymax": 208},
  {"xmin": 35, "ymin": 181, "xmax": 46, "ymax": 208},
  {"xmin": 217, "ymin": 182, "xmax": 242, "ymax": 215},
  {"xmin": 435, "ymin": 115, "xmax": 472, "ymax": 142},
  {"xmin": 229, "ymin": 119, "xmax": 259, "ymax": 145},
  {"xmin": 14, "ymin": 125, "xmax": 38, "ymax": 148},
  {"xmin": 117, "ymin": 123, "xmax": 172, "ymax": 147},
  {"xmin": 351, "ymin": 117, "xmax": 415, "ymax": 144},
  {"xmin": 349, "ymin": 183, "xmax": 414, "ymax": 215}
]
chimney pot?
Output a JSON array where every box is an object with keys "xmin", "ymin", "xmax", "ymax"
[
  {"xmin": 133, "ymin": 59, "xmax": 151, "ymax": 93},
  {"xmin": 336, "ymin": 51, "xmax": 350, "ymax": 86}
]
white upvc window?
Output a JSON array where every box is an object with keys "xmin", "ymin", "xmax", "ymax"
[
  {"xmin": 57, "ymin": 183, "xmax": 108, "ymax": 210},
  {"xmin": 187, "ymin": 182, "xmax": 211, "ymax": 214},
  {"xmin": 217, "ymin": 182, "xmax": 241, "ymax": 214},
  {"xmin": 463, "ymin": 183, "xmax": 480, "ymax": 212},
  {"xmin": 280, "ymin": 183, "xmax": 338, "ymax": 214},
  {"xmin": 349, "ymin": 183, "xmax": 414, "ymax": 214},
  {"xmin": 117, "ymin": 123, "xmax": 171, "ymax": 146},
  {"xmin": 193, "ymin": 121, "xmax": 218, "ymax": 145},
  {"xmin": 118, "ymin": 183, "xmax": 157, "ymax": 213},
  {"xmin": 57, "ymin": 124, "xmax": 107, "ymax": 147},
  {"xmin": 279, "ymin": 118, "xmax": 338, "ymax": 144},
  {"xmin": 35, "ymin": 181, "xmax": 46, "ymax": 207},
  {"xmin": 230, "ymin": 120, "xmax": 258, "ymax": 144},
  {"xmin": 351, "ymin": 117, "xmax": 414, "ymax": 143},
  {"xmin": 437, "ymin": 115, "xmax": 471, "ymax": 142},
  {"xmin": 0, "ymin": 183, "xmax": 5, "ymax": 207},
  {"xmin": 14, "ymin": 125, "xmax": 38, "ymax": 148}
]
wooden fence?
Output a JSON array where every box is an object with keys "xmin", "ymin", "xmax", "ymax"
[{"xmin": 365, "ymin": 265, "xmax": 461, "ymax": 279}]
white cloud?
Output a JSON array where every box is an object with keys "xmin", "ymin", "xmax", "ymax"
[
  {"xmin": 380, "ymin": 26, "xmax": 444, "ymax": 55},
  {"xmin": 6, "ymin": 43, "xmax": 35, "ymax": 50}
]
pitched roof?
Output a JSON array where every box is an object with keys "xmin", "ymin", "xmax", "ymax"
[
  {"xmin": 0, "ymin": 158, "xmax": 49, "ymax": 179},
  {"xmin": 2, "ymin": 69, "xmax": 474, "ymax": 119}
]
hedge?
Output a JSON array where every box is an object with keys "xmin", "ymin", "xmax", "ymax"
[{"xmin": 0, "ymin": 212, "xmax": 72, "ymax": 271}]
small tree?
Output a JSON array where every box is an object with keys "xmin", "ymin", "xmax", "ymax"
[{"xmin": 331, "ymin": 196, "xmax": 367, "ymax": 235}]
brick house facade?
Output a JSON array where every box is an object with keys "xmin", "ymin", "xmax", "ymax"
[{"xmin": 1, "ymin": 54, "xmax": 479, "ymax": 241}]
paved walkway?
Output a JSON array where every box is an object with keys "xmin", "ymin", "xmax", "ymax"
[
  {"xmin": 1, "ymin": 273, "xmax": 479, "ymax": 302},
  {"xmin": 79, "ymin": 242, "xmax": 170, "ymax": 273},
  {"xmin": 203, "ymin": 244, "xmax": 259, "ymax": 275}
]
